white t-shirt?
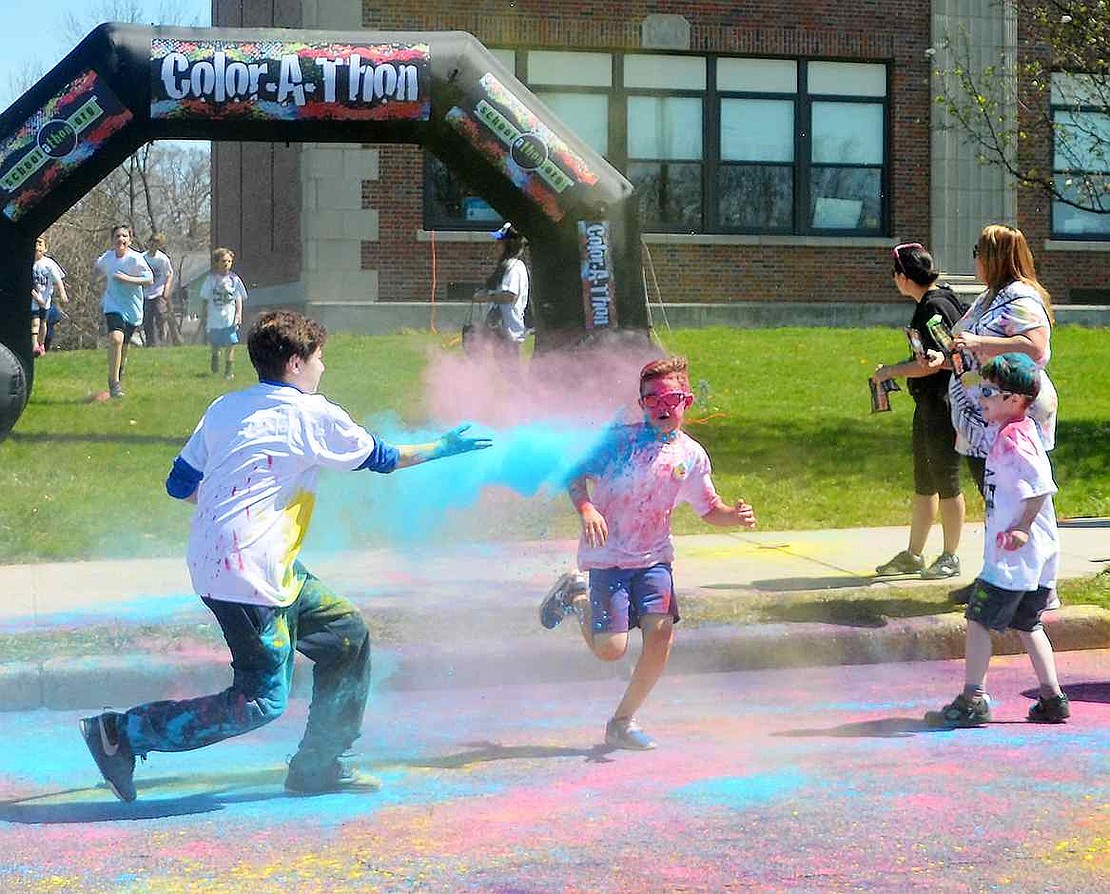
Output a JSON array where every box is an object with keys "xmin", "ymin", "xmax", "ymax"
[
  {"xmin": 180, "ymin": 383, "xmax": 377, "ymax": 606},
  {"xmin": 575, "ymin": 423, "xmax": 721, "ymax": 570},
  {"xmin": 981, "ymin": 416, "xmax": 1059, "ymax": 592},
  {"xmin": 96, "ymin": 249, "xmax": 153, "ymax": 325},
  {"xmin": 489, "ymin": 258, "xmax": 530, "ymax": 343},
  {"xmin": 31, "ymin": 256, "xmax": 65, "ymax": 311},
  {"xmin": 143, "ymin": 249, "xmax": 173, "ymax": 300},
  {"xmin": 949, "ymin": 281, "xmax": 1058, "ymax": 456},
  {"xmin": 201, "ymin": 272, "xmax": 248, "ymax": 330}
]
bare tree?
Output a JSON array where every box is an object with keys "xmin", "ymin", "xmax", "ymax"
[{"xmin": 935, "ymin": 0, "xmax": 1110, "ymax": 214}]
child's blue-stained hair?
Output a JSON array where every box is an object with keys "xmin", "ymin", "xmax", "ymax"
[{"xmin": 980, "ymin": 352, "xmax": 1040, "ymax": 398}]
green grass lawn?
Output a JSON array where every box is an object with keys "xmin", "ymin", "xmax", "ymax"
[{"xmin": 2, "ymin": 325, "xmax": 1107, "ymax": 564}]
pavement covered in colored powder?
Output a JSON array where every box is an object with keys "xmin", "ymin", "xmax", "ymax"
[{"xmin": 1, "ymin": 649, "xmax": 1107, "ymax": 892}]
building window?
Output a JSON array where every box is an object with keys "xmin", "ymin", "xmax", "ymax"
[
  {"xmin": 1051, "ymin": 74, "xmax": 1110, "ymax": 239},
  {"xmin": 423, "ymin": 51, "xmax": 889, "ymax": 237}
]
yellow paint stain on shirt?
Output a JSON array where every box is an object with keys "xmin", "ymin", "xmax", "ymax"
[{"xmin": 278, "ymin": 489, "xmax": 316, "ymax": 600}]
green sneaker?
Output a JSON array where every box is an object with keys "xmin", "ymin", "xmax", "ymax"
[
  {"xmin": 924, "ymin": 693, "xmax": 992, "ymax": 728},
  {"xmin": 1028, "ymin": 693, "xmax": 1070, "ymax": 724},
  {"xmin": 875, "ymin": 550, "xmax": 924, "ymax": 576},
  {"xmin": 922, "ymin": 552, "xmax": 961, "ymax": 580}
]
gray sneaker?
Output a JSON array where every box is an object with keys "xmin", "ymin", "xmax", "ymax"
[
  {"xmin": 875, "ymin": 550, "xmax": 924, "ymax": 576},
  {"xmin": 79, "ymin": 711, "xmax": 137, "ymax": 802},
  {"xmin": 922, "ymin": 552, "xmax": 961, "ymax": 580},
  {"xmin": 284, "ymin": 753, "xmax": 380, "ymax": 796},
  {"xmin": 108, "ymin": 381, "xmax": 124, "ymax": 399},
  {"xmin": 605, "ymin": 716, "xmax": 657, "ymax": 751},
  {"xmin": 539, "ymin": 571, "xmax": 587, "ymax": 629}
]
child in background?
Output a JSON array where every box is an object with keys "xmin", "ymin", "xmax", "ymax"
[
  {"xmin": 31, "ymin": 236, "xmax": 67, "ymax": 357},
  {"xmin": 540, "ymin": 356, "xmax": 757, "ymax": 750},
  {"xmin": 925, "ymin": 352, "xmax": 1068, "ymax": 727},
  {"xmin": 201, "ymin": 247, "xmax": 247, "ymax": 380}
]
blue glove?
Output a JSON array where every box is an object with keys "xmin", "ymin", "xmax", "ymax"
[{"xmin": 430, "ymin": 424, "xmax": 493, "ymax": 459}]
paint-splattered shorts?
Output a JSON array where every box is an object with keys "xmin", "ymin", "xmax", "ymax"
[
  {"xmin": 587, "ymin": 563, "xmax": 680, "ymax": 634},
  {"xmin": 965, "ymin": 578, "xmax": 1052, "ymax": 632}
]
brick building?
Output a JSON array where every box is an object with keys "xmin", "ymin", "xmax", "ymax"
[{"xmin": 212, "ymin": 1, "xmax": 1110, "ymax": 333}]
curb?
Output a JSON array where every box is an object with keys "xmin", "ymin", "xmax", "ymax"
[{"xmin": 2, "ymin": 606, "xmax": 1107, "ymax": 712}]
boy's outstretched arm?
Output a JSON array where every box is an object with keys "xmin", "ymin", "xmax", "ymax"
[
  {"xmin": 393, "ymin": 424, "xmax": 492, "ymax": 469},
  {"xmin": 568, "ymin": 475, "xmax": 608, "ymax": 547},
  {"xmin": 701, "ymin": 498, "xmax": 757, "ymax": 529}
]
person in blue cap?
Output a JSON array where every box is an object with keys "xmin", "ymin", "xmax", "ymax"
[
  {"xmin": 925, "ymin": 352, "xmax": 1068, "ymax": 728},
  {"xmin": 469, "ymin": 222, "xmax": 530, "ymax": 355}
]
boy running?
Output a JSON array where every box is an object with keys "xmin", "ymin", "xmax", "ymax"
[
  {"xmin": 540, "ymin": 356, "xmax": 757, "ymax": 750},
  {"xmin": 925, "ymin": 352, "xmax": 1068, "ymax": 727},
  {"xmin": 80, "ymin": 310, "xmax": 491, "ymax": 801}
]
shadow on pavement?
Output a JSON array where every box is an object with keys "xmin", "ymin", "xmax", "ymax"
[
  {"xmin": 757, "ymin": 597, "xmax": 945, "ymax": 628},
  {"xmin": 704, "ymin": 575, "xmax": 878, "ymax": 593},
  {"xmin": 1022, "ymin": 681, "xmax": 1110, "ymax": 705},
  {"xmin": 398, "ymin": 740, "xmax": 615, "ymax": 769},
  {"xmin": 772, "ymin": 717, "xmax": 939, "ymax": 738},
  {"xmin": 0, "ymin": 766, "xmax": 293, "ymax": 824}
]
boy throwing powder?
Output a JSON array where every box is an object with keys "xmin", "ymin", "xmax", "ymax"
[
  {"xmin": 80, "ymin": 310, "xmax": 491, "ymax": 801},
  {"xmin": 540, "ymin": 356, "xmax": 757, "ymax": 749},
  {"xmin": 925, "ymin": 352, "xmax": 1068, "ymax": 727}
]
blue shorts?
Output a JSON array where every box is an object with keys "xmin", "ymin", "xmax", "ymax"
[
  {"xmin": 208, "ymin": 325, "xmax": 240, "ymax": 347},
  {"xmin": 965, "ymin": 578, "xmax": 1052, "ymax": 632},
  {"xmin": 587, "ymin": 563, "xmax": 680, "ymax": 634}
]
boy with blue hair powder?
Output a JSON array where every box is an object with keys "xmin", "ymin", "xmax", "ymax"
[
  {"xmin": 539, "ymin": 356, "xmax": 757, "ymax": 749},
  {"xmin": 926, "ymin": 352, "xmax": 1069, "ymax": 727},
  {"xmin": 80, "ymin": 310, "xmax": 491, "ymax": 801}
]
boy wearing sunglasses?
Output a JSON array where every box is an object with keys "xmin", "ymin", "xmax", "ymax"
[
  {"xmin": 539, "ymin": 356, "xmax": 757, "ymax": 749},
  {"xmin": 926, "ymin": 352, "xmax": 1068, "ymax": 727}
]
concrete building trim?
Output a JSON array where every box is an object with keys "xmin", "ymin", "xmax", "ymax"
[{"xmin": 211, "ymin": 1, "xmax": 1110, "ymax": 336}]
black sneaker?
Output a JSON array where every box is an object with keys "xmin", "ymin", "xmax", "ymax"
[
  {"xmin": 922, "ymin": 552, "xmax": 961, "ymax": 580},
  {"xmin": 875, "ymin": 550, "xmax": 924, "ymax": 576},
  {"xmin": 539, "ymin": 571, "xmax": 587, "ymax": 629},
  {"xmin": 79, "ymin": 711, "xmax": 137, "ymax": 802},
  {"xmin": 284, "ymin": 754, "xmax": 380, "ymax": 795},
  {"xmin": 1028, "ymin": 693, "xmax": 1070, "ymax": 723},
  {"xmin": 924, "ymin": 692, "xmax": 992, "ymax": 728}
]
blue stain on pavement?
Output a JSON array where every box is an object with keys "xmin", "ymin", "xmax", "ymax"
[
  {"xmin": 672, "ymin": 768, "xmax": 810, "ymax": 809},
  {"xmin": 0, "ymin": 593, "xmax": 207, "ymax": 631}
]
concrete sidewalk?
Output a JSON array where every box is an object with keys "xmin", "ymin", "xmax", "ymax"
[{"xmin": 1, "ymin": 523, "xmax": 1107, "ymax": 710}]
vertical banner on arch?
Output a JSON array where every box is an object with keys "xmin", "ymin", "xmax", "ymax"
[
  {"xmin": 150, "ymin": 39, "xmax": 431, "ymax": 121},
  {"xmin": 578, "ymin": 220, "xmax": 617, "ymax": 329}
]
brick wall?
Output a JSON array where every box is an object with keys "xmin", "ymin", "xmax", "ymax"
[{"xmin": 358, "ymin": 1, "xmax": 934, "ymax": 305}]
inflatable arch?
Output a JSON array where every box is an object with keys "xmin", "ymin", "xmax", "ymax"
[{"xmin": 0, "ymin": 23, "xmax": 646, "ymax": 438}]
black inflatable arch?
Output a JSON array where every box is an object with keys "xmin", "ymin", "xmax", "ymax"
[{"xmin": 0, "ymin": 23, "xmax": 646, "ymax": 438}]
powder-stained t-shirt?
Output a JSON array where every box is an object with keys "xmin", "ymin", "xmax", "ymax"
[
  {"xmin": 96, "ymin": 249, "xmax": 153, "ymax": 325},
  {"xmin": 981, "ymin": 415, "xmax": 1059, "ymax": 592},
  {"xmin": 180, "ymin": 382, "xmax": 377, "ymax": 607},
  {"xmin": 574, "ymin": 423, "xmax": 721, "ymax": 570},
  {"xmin": 949, "ymin": 281, "xmax": 1058, "ymax": 456}
]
